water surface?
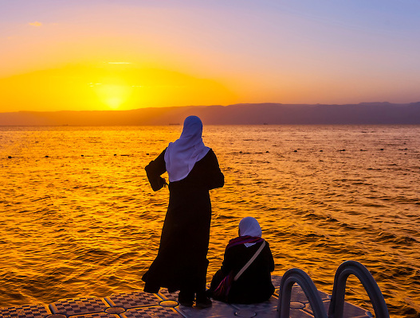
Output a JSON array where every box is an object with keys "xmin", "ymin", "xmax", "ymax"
[{"xmin": 1, "ymin": 125, "xmax": 419, "ymax": 317}]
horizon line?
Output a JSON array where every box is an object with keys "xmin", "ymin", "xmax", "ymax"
[{"xmin": 2, "ymin": 101, "xmax": 420, "ymax": 114}]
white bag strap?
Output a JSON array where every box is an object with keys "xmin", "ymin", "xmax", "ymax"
[{"xmin": 234, "ymin": 240, "xmax": 266, "ymax": 281}]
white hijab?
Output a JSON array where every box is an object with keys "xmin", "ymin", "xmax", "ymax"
[
  {"xmin": 239, "ymin": 217, "xmax": 263, "ymax": 247},
  {"xmin": 164, "ymin": 116, "xmax": 210, "ymax": 182}
]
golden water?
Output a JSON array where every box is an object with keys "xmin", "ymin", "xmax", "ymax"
[{"xmin": 1, "ymin": 125, "xmax": 419, "ymax": 317}]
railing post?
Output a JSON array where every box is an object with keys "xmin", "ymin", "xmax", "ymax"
[
  {"xmin": 328, "ymin": 260, "xmax": 389, "ymax": 318},
  {"xmin": 277, "ymin": 268, "xmax": 328, "ymax": 318}
]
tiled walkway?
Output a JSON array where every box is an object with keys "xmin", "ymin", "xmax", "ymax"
[{"xmin": 0, "ymin": 276, "xmax": 372, "ymax": 318}]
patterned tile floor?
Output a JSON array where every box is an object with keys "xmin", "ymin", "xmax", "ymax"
[{"xmin": 0, "ymin": 276, "xmax": 372, "ymax": 318}]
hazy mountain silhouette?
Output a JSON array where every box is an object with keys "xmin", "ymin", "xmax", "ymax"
[{"xmin": 1, "ymin": 102, "xmax": 420, "ymax": 125}]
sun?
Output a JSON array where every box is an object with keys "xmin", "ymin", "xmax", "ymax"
[{"xmin": 94, "ymin": 82, "xmax": 132, "ymax": 110}]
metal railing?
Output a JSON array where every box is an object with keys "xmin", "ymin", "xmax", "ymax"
[
  {"xmin": 277, "ymin": 261, "xmax": 389, "ymax": 318},
  {"xmin": 328, "ymin": 260, "xmax": 389, "ymax": 318},
  {"xmin": 277, "ymin": 268, "xmax": 328, "ymax": 318}
]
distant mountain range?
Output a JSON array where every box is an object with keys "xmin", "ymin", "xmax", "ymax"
[{"xmin": 1, "ymin": 102, "xmax": 420, "ymax": 125}]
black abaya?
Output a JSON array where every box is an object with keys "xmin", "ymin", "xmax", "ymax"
[
  {"xmin": 142, "ymin": 148, "xmax": 224, "ymax": 293},
  {"xmin": 209, "ymin": 241, "xmax": 275, "ymax": 304}
]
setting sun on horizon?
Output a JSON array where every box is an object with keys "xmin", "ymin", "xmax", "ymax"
[
  {"xmin": 0, "ymin": 62, "xmax": 236, "ymax": 111},
  {"xmin": 1, "ymin": 1, "xmax": 420, "ymax": 112}
]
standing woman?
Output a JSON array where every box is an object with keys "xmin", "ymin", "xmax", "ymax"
[{"xmin": 142, "ymin": 116, "xmax": 224, "ymax": 308}]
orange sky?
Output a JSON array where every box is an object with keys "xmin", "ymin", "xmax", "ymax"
[{"xmin": 1, "ymin": 1, "xmax": 420, "ymax": 112}]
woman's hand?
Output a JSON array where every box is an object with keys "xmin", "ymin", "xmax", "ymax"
[{"xmin": 160, "ymin": 177, "xmax": 168, "ymax": 188}]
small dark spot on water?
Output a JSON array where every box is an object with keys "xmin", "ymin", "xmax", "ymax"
[
  {"xmin": 45, "ymin": 155, "xmax": 49, "ymax": 158},
  {"xmin": 303, "ymin": 212, "xmax": 320, "ymax": 220},
  {"xmin": 216, "ymin": 214, "xmax": 237, "ymax": 220},
  {"xmin": 400, "ymin": 307, "xmax": 420, "ymax": 317},
  {"xmin": 340, "ymin": 222, "xmax": 356, "ymax": 230},
  {"xmin": 293, "ymin": 150, "xmax": 297, "ymax": 152},
  {"xmin": 326, "ymin": 216, "xmax": 339, "ymax": 223},
  {"xmin": 8, "ymin": 156, "xmax": 12, "ymax": 159},
  {"xmin": 8, "ymin": 292, "xmax": 24, "ymax": 300}
]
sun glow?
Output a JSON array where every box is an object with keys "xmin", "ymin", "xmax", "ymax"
[
  {"xmin": 94, "ymin": 83, "xmax": 132, "ymax": 110},
  {"xmin": 0, "ymin": 61, "xmax": 237, "ymax": 112}
]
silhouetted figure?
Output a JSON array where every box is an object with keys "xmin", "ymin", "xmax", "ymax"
[
  {"xmin": 142, "ymin": 116, "xmax": 224, "ymax": 309},
  {"xmin": 208, "ymin": 217, "xmax": 275, "ymax": 304}
]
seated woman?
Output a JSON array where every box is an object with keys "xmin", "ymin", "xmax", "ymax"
[{"xmin": 208, "ymin": 217, "xmax": 275, "ymax": 304}]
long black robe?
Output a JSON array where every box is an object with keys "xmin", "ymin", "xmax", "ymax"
[
  {"xmin": 209, "ymin": 240, "xmax": 275, "ymax": 303},
  {"xmin": 142, "ymin": 148, "xmax": 224, "ymax": 293}
]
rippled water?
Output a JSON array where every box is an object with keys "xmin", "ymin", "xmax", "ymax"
[{"xmin": 1, "ymin": 125, "xmax": 419, "ymax": 317}]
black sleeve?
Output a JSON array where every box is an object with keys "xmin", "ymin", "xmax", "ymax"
[
  {"xmin": 266, "ymin": 244, "xmax": 275, "ymax": 272},
  {"xmin": 206, "ymin": 149, "xmax": 225, "ymax": 190},
  {"xmin": 145, "ymin": 149, "xmax": 167, "ymax": 191}
]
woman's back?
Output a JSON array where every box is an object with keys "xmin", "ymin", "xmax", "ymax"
[{"xmin": 222, "ymin": 240, "xmax": 275, "ymax": 304}]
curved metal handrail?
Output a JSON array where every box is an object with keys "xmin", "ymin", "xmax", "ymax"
[
  {"xmin": 277, "ymin": 268, "xmax": 328, "ymax": 318},
  {"xmin": 328, "ymin": 260, "xmax": 389, "ymax": 318}
]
